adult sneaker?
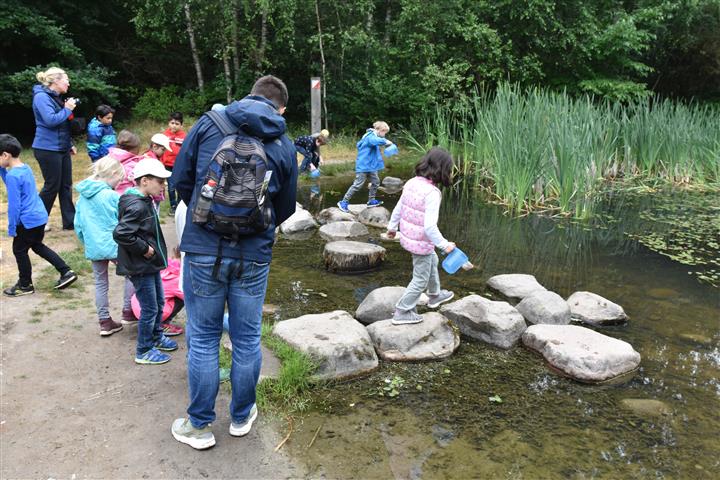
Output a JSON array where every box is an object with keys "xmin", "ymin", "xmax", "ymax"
[
  {"xmin": 162, "ymin": 322, "xmax": 184, "ymax": 336},
  {"xmin": 3, "ymin": 283, "xmax": 35, "ymax": 297},
  {"xmin": 337, "ymin": 200, "xmax": 350, "ymax": 213},
  {"xmin": 99, "ymin": 318, "xmax": 123, "ymax": 336},
  {"xmin": 54, "ymin": 270, "xmax": 78, "ymax": 290},
  {"xmin": 366, "ymin": 199, "xmax": 383, "ymax": 208},
  {"xmin": 427, "ymin": 290, "xmax": 454, "ymax": 308},
  {"xmin": 229, "ymin": 404, "xmax": 258, "ymax": 437},
  {"xmin": 121, "ymin": 309, "xmax": 138, "ymax": 325},
  {"xmin": 172, "ymin": 418, "xmax": 216, "ymax": 450},
  {"xmin": 391, "ymin": 309, "xmax": 423, "ymax": 325},
  {"xmin": 135, "ymin": 347, "xmax": 171, "ymax": 365},
  {"xmin": 155, "ymin": 335, "xmax": 178, "ymax": 351}
]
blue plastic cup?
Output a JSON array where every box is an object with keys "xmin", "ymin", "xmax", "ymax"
[
  {"xmin": 384, "ymin": 144, "xmax": 399, "ymax": 157},
  {"xmin": 442, "ymin": 247, "xmax": 469, "ymax": 274}
]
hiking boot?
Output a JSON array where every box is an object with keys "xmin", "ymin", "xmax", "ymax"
[
  {"xmin": 135, "ymin": 347, "xmax": 171, "ymax": 365},
  {"xmin": 172, "ymin": 418, "xmax": 216, "ymax": 450},
  {"xmin": 337, "ymin": 200, "xmax": 350, "ymax": 213},
  {"xmin": 121, "ymin": 309, "xmax": 138, "ymax": 325},
  {"xmin": 3, "ymin": 282, "xmax": 35, "ymax": 297},
  {"xmin": 427, "ymin": 289, "xmax": 455, "ymax": 308},
  {"xmin": 366, "ymin": 199, "xmax": 383, "ymax": 208},
  {"xmin": 54, "ymin": 270, "xmax": 78, "ymax": 290},
  {"xmin": 162, "ymin": 322, "xmax": 184, "ymax": 337},
  {"xmin": 391, "ymin": 308, "xmax": 424, "ymax": 325},
  {"xmin": 155, "ymin": 335, "xmax": 178, "ymax": 351},
  {"xmin": 229, "ymin": 404, "xmax": 258, "ymax": 437},
  {"xmin": 99, "ymin": 317, "xmax": 123, "ymax": 336}
]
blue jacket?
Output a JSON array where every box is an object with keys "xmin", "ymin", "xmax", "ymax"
[
  {"xmin": 172, "ymin": 95, "xmax": 298, "ymax": 263},
  {"xmin": 355, "ymin": 129, "xmax": 390, "ymax": 173},
  {"xmin": 86, "ymin": 118, "xmax": 117, "ymax": 161},
  {"xmin": 74, "ymin": 179, "xmax": 120, "ymax": 260},
  {"xmin": 1, "ymin": 164, "xmax": 48, "ymax": 236},
  {"xmin": 31, "ymin": 85, "xmax": 72, "ymax": 152}
]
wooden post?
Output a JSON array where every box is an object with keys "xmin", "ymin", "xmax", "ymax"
[{"xmin": 311, "ymin": 77, "xmax": 321, "ymax": 133}]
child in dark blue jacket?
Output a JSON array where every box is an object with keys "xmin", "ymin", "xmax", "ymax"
[
  {"xmin": 0, "ymin": 134, "xmax": 77, "ymax": 296},
  {"xmin": 87, "ymin": 105, "xmax": 117, "ymax": 162}
]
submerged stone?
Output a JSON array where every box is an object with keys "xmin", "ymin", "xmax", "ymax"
[
  {"xmin": 440, "ymin": 295, "xmax": 526, "ymax": 349},
  {"xmin": 366, "ymin": 312, "xmax": 460, "ymax": 361},
  {"xmin": 516, "ymin": 291, "xmax": 571, "ymax": 325},
  {"xmin": 566, "ymin": 291, "xmax": 628, "ymax": 326},
  {"xmin": 522, "ymin": 324, "xmax": 641, "ymax": 383},
  {"xmin": 319, "ymin": 221, "xmax": 369, "ymax": 241},
  {"xmin": 679, "ymin": 333, "xmax": 713, "ymax": 345},
  {"xmin": 381, "ymin": 176, "xmax": 404, "ymax": 188},
  {"xmin": 280, "ymin": 208, "xmax": 318, "ymax": 234},
  {"xmin": 486, "ymin": 274, "xmax": 547, "ymax": 303},
  {"xmin": 272, "ymin": 310, "xmax": 378, "ymax": 380},
  {"xmin": 317, "ymin": 207, "xmax": 356, "ymax": 225},
  {"xmin": 324, "ymin": 241, "xmax": 386, "ymax": 273},
  {"xmin": 620, "ymin": 399, "xmax": 671, "ymax": 417},
  {"xmin": 358, "ymin": 206, "xmax": 391, "ymax": 229}
]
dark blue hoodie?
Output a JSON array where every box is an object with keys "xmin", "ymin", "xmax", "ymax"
[
  {"xmin": 172, "ymin": 95, "xmax": 298, "ymax": 263},
  {"xmin": 31, "ymin": 85, "xmax": 72, "ymax": 152}
]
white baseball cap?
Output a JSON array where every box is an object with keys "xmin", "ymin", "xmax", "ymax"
[
  {"xmin": 133, "ymin": 157, "xmax": 171, "ymax": 180},
  {"xmin": 150, "ymin": 133, "xmax": 173, "ymax": 151}
]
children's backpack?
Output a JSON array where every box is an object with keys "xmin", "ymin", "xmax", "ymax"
[{"xmin": 191, "ymin": 110, "xmax": 272, "ymax": 241}]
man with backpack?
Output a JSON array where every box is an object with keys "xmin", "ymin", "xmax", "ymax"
[{"xmin": 170, "ymin": 76, "xmax": 298, "ymax": 450}]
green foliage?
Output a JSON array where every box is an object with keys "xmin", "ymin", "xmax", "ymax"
[{"xmin": 132, "ymin": 86, "xmax": 213, "ymax": 121}]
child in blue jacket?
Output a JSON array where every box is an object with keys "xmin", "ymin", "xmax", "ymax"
[
  {"xmin": 87, "ymin": 105, "xmax": 117, "ymax": 162},
  {"xmin": 337, "ymin": 121, "xmax": 394, "ymax": 212},
  {"xmin": 0, "ymin": 134, "xmax": 77, "ymax": 297},
  {"xmin": 74, "ymin": 156, "xmax": 134, "ymax": 336}
]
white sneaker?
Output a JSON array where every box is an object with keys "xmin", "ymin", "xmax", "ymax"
[
  {"xmin": 391, "ymin": 309, "xmax": 423, "ymax": 325},
  {"xmin": 229, "ymin": 404, "xmax": 258, "ymax": 437},
  {"xmin": 171, "ymin": 418, "xmax": 216, "ymax": 450},
  {"xmin": 427, "ymin": 290, "xmax": 454, "ymax": 308}
]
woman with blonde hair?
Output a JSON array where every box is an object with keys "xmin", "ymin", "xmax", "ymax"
[{"xmin": 32, "ymin": 67, "xmax": 78, "ymax": 230}]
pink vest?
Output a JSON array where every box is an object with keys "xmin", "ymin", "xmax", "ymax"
[{"xmin": 399, "ymin": 176, "xmax": 439, "ymax": 255}]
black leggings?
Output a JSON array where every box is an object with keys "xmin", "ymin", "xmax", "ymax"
[
  {"xmin": 34, "ymin": 148, "xmax": 75, "ymax": 229},
  {"xmin": 13, "ymin": 224, "xmax": 70, "ymax": 286}
]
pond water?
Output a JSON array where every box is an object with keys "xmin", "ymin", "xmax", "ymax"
[{"xmin": 263, "ymin": 162, "xmax": 719, "ymax": 479}]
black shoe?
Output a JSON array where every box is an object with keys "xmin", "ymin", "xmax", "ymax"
[
  {"xmin": 3, "ymin": 283, "xmax": 35, "ymax": 297},
  {"xmin": 54, "ymin": 270, "xmax": 78, "ymax": 290}
]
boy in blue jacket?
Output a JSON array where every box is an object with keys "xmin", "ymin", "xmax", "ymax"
[
  {"xmin": 0, "ymin": 134, "xmax": 77, "ymax": 296},
  {"xmin": 337, "ymin": 121, "xmax": 394, "ymax": 212},
  {"xmin": 86, "ymin": 105, "xmax": 117, "ymax": 162}
]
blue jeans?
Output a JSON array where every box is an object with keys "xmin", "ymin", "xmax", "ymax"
[
  {"xmin": 184, "ymin": 253, "xmax": 270, "ymax": 428},
  {"xmin": 129, "ymin": 273, "xmax": 165, "ymax": 356}
]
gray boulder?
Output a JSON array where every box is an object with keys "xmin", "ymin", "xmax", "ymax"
[
  {"xmin": 317, "ymin": 207, "xmax": 356, "ymax": 225},
  {"xmin": 272, "ymin": 310, "xmax": 379, "ymax": 380},
  {"xmin": 280, "ymin": 208, "xmax": 318, "ymax": 234},
  {"xmin": 522, "ymin": 324, "xmax": 641, "ymax": 383},
  {"xmin": 355, "ymin": 286, "xmax": 430, "ymax": 324},
  {"xmin": 347, "ymin": 204, "xmax": 368, "ymax": 215},
  {"xmin": 358, "ymin": 206, "xmax": 391, "ymax": 229},
  {"xmin": 366, "ymin": 312, "xmax": 460, "ymax": 361},
  {"xmin": 566, "ymin": 291, "xmax": 628, "ymax": 326},
  {"xmin": 381, "ymin": 176, "xmax": 404, "ymax": 187},
  {"xmin": 323, "ymin": 241, "xmax": 386, "ymax": 273},
  {"xmin": 516, "ymin": 291, "xmax": 571, "ymax": 325},
  {"xmin": 318, "ymin": 221, "xmax": 369, "ymax": 241},
  {"xmin": 486, "ymin": 274, "xmax": 547, "ymax": 303},
  {"xmin": 440, "ymin": 295, "xmax": 526, "ymax": 349}
]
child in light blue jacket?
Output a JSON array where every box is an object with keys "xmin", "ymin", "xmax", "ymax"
[{"xmin": 74, "ymin": 156, "xmax": 134, "ymax": 336}]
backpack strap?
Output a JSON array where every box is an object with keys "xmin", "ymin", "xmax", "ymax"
[{"xmin": 205, "ymin": 110, "xmax": 238, "ymax": 137}]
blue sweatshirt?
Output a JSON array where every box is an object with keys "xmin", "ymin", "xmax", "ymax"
[
  {"xmin": 86, "ymin": 118, "xmax": 117, "ymax": 161},
  {"xmin": 31, "ymin": 85, "xmax": 72, "ymax": 152},
  {"xmin": 1, "ymin": 164, "xmax": 49, "ymax": 236}
]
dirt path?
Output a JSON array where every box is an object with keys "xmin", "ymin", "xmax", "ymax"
[{"xmin": 0, "ymin": 222, "xmax": 305, "ymax": 479}]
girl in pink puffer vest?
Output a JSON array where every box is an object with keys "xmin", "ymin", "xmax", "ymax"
[{"xmin": 386, "ymin": 147, "xmax": 456, "ymax": 325}]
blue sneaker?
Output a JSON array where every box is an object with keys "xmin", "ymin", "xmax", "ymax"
[
  {"xmin": 337, "ymin": 200, "xmax": 350, "ymax": 213},
  {"xmin": 155, "ymin": 335, "xmax": 178, "ymax": 352},
  {"xmin": 367, "ymin": 199, "xmax": 383, "ymax": 208},
  {"xmin": 135, "ymin": 347, "xmax": 171, "ymax": 365}
]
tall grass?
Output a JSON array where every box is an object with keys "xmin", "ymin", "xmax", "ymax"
[{"xmin": 406, "ymin": 84, "xmax": 720, "ymax": 218}]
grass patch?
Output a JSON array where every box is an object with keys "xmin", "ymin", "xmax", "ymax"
[{"xmin": 35, "ymin": 246, "xmax": 91, "ymax": 293}]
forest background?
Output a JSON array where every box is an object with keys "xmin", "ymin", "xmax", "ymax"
[{"xmin": 1, "ymin": 0, "xmax": 718, "ymax": 139}]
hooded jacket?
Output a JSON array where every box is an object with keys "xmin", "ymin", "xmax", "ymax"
[
  {"xmin": 355, "ymin": 129, "xmax": 389, "ymax": 173},
  {"xmin": 86, "ymin": 118, "xmax": 117, "ymax": 161},
  {"xmin": 113, "ymin": 188, "xmax": 168, "ymax": 276},
  {"xmin": 74, "ymin": 179, "xmax": 120, "ymax": 260},
  {"xmin": 31, "ymin": 85, "xmax": 72, "ymax": 152},
  {"xmin": 171, "ymin": 95, "xmax": 298, "ymax": 263}
]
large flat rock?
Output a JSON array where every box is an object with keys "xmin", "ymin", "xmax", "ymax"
[
  {"xmin": 279, "ymin": 208, "xmax": 318, "ymax": 234},
  {"xmin": 355, "ymin": 286, "xmax": 429, "ymax": 324},
  {"xmin": 486, "ymin": 274, "xmax": 547, "ymax": 303},
  {"xmin": 440, "ymin": 295, "xmax": 526, "ymax": 349},
  {"xmin": 516, "ymin": 291, "xmax": 571, "ymax": 325},
  {"xmin": 323, "ymin": 241, "xmax": 386, "ymax": 273},
  {"xmin": 358, "ymin": 206, "xmax": 391, "ymax": 229},
  {"xmin": 567, "ymin": 291, "xmax": 628, "ymax": 326},
  {"xmin": 366, "ymin": 312, "xmax": 460, "ymax": 361},
  {"xmin": 317, "ymin": 207, "xmax": 356, "ymax": 225},
  {"xmin": 272, "ymin": 310, "xmax": 378, "ymax": 380},
  {"xmin": 318, "ymin": 221, "xmax": 369, "ymax": 241},
  {"xmin": 522, "ymin": 324, "xmax": 641, "ymax": 383}
]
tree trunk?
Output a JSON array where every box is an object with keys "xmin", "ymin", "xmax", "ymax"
[
  {"xmin": 232, "ymin": 0, "xmax": 241, "ymax": 90},
  {"xmin": 383, "ymin": 1, "xmax": 391, "ymax": 45},
  {"xmin": 223, "ymin": 47, "xmax": 233, "ymax": 104},
  {"xmin": 257, "ymin": 2, "xmax": 268, "ymax": 73},
  {"xmin": 184, "ymin": 2, "xmax": 204, "ymax": 94},
  {"xmin": 315, "ymin": 0, "xmax": 328, "ymax": 129}
]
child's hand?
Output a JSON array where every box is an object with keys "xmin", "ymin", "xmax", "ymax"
[
  {"xmin": 444, "ymin": 242, "xmax": 456, "ymax": 254},
  {"xmin": 386, "ymin": 230, "xmax": 396, "ymax": 239},
  {"xmin": 71, "ymin": 146, "xmax": 77, "ymax": 155},
  {"xmin": 144, "ymin": 245, "xmax": 155, "ymax": 258}
]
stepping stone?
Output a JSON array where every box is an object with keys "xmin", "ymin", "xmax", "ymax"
[
  {"xmin": 272, "ymin": 310, "xmax": 378, "ymax": 380},
  {"xmin": 366, "ymin": 312, "xmax": 460, "ymax": 361},
  {"xmin": 317, "ymin": 207, "xmax": 356, "ymax": 225},
  {"xmin": 440, "ymin": 295, "xmax": 526, "ymax": 349},
  {"xmin": 487, "ymin": 274, "xmax": 547, "ymax": 303},
  {"xmin": 381, "ymin": 176, "xmax": 404, "ymax": 187},
  {"xmin": 280, "ymin": 208, "xmax": 318, "ymax": 234},
  {"xmin": 347, "ymin": 204, "xmax": 368, "ymax": 215},
  {"xmin": 566, "ymin": 291, "xmax": 628, "ymax": 326},
  {"xmin": 319, "ymin": 221, "xmax": 369, "ymax": 241},
  {"xmin": 516, "ymin": 291, "xmax": 571, "ymax": 325},
  {"xmin": 324, "ymin": 241, "xmax": 386, "ymax": 273},
  {"xmin": 620, "ymin": 399, "xmax": 671, "ymax": 417},
  {"xmin": 522, "ymin": 324, "xmax": 641, "ymax": 383},
  {"xmin": 358, "ymin": 206, "xmax": 391, "ymax": 228},
  {"xmin": 355, "ymin": 286, "xmax": 430, "ymax": 324}
]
